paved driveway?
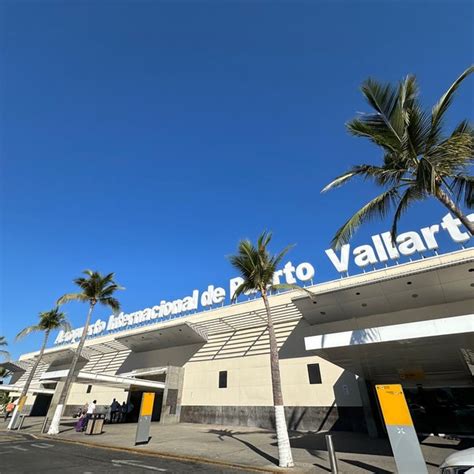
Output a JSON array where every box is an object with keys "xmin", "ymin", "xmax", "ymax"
[{"xmin": 0, "ymin": 431, "xmax": 254, "ymax": 474}]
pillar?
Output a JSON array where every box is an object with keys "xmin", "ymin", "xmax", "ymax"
[{"xmin": 160, "ymin": 366, "xmax": 184, "ymax": 424}]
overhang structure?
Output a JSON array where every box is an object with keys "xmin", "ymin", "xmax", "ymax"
[
  {"xmin": 115, "ymin": 321, "xmax": 208, "ymax": 352},
  {"xmin": 298, "ymin": 250, "xmax": 474, "ymax": 386}
]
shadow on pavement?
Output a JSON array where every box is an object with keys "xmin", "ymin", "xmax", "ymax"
[
  {"xmin": 312, "ymin": 462, "xmax": 331, "ymax": 472},
  {"xmin": 206, "ymin": 429, "xmax": 279, "ymax": 466},
  {"xmin": 340, "ymin": 459, "xmax": 392, "ymax": 473},
  {"xmin": 284, "ymin": 431, "xmax": 393, "ymax": 457}
]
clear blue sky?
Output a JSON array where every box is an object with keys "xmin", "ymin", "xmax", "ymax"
[{"xmin": 1, "ymin": 1, "xmax": 473, "ymax": 359}]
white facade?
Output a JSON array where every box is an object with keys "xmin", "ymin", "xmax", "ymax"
[{"xmin": 4, "ymin": 248, "xmax": 473, "ymax": 433}]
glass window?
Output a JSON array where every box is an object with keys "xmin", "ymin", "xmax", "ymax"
[
  {"xmin": 219, "ymin": 371, "xmax": 227, "ymax": 388},
  {"xmin": 307, "ymin": 364, "xmax": 322, "ymax": 384}
]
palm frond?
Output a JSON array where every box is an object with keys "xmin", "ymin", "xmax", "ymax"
[
  {"xmin": 16, "ymin": 325, "xmax": 41, "ymax": 341},
  {"xmin": 57, "ymin": 292, "xmax": 88, "ymax": 306},
  {"xmin": 398, "ymin": 75, "xmax": 431, "ymax": 160},
  {"xmin": 62, "ymin": 270, "xmax": 124, "ymax": 309},
  {"xmin": 229, "ymin": 231, "xmax": 295, "ymax": 300},
  {"xmin": 451, "ymin": 175, "xmax": 474, "ymax": 208},
  {"xmin": 257, "ymin": 231, "xmax": 272, "ymax": 251},
  {"xmin": 60, "ymin": 320, "xmax": 72, "ymax": 332},
  {"xmin": 17, "ymin": 307, "xmax": 70, "ymax": 340},
  {"xmin": 347, "ymin": 117, "xmax": 400, "ymax": 152},
  {"xmin": 430, "ymin": 140, "xmax": 473, "ymax": 178},
  {"xmin": 100, "ymin": 297, "xmax": 120, "ymax": 313},
  {"xmin": 0, "ymin": 349, "xmax": 9, "ymax": 359},
  {"xmin": 360, "ymin": 78, "xmax": 403, "ymax": 143},
  {"xmin": 271, "ymin": 244, "xmax": 294, "ymax": 269},
  {"xmin": 231, "ymin": 281, "xmax": 255, "ymax": 302},
  {"xmin": 390, "ymin": 186, "xmax": 425, "ymax": 239},
  {"xmin": 331, "ymin": 187, "xmax": 400, "ymax": 249},
  {"xmin": 415, "ymin": 158, "xmax": 437, "ymax": 195},
  {"xmin": 452, "ymin": 120, "xmax": 472, "ymax": 135},
  {"xmin": 322, "ymin": 164, "xmax": 405, "ymax": 193},
  {"xmin": 321, "ymin": 169, "xmax": 360, "ymax": 192},
  {"xmin": 427, "ymin": 65, "xmax": 474, "ymax": 153},
  {"xmin": 99, "ymin": 284, "xmax": 124, "ymax": 298}
]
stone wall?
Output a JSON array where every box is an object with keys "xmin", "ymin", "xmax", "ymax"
[{"xmin": 180, "ymin": 405, "xmax": 366, "ymax": 432}]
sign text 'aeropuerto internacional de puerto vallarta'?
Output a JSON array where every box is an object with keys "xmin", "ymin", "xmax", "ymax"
[
  {"xmin": 54, "ymin": 212, "xmax": 473, "ymax": 345},
  {"xmin": 54, "ymin": 261, "xmax": 316, "ymax": 345}
]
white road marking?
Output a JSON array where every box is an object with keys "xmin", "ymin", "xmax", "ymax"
[
  {"xmin": 112, "ymin": 460, "xmax": 168, "ymax": 471},
  {"xmin": 31, "ymin": 442, "xmax": 54, "ymax": 448},
  {"xmin": 11, "ymin": 445, "xmax": 28, "ymax": 451}
]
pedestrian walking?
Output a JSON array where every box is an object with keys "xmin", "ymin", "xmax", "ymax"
[
  {"xmin": 4, "ymin": 401, "xmax": 15, "ymax": 421},
  {"xmin": 74, "ymin": 412, "xmax": 88, "ymax": 432}
]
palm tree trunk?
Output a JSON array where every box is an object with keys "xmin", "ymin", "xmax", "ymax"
[
  {"xmin": 48, "ymin": 304, "xmax": 95, "ymax": 435},
  {"xmin": 436, "ymin": 188, "xmax": 474, "ymax": 235},
  {"xmin": 8, "ymin": 331, "xmax": 49, "ymax": 430},
  {"xmin": 261, "ymin": 290, "xmax": 294, "ymax": 468}
]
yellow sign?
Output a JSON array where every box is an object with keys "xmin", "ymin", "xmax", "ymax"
[
  {"xmin": 375, "ymin": 384, "xmax": 413, "ymax": 426},
  {"xmin": 140, "ymin": 392, "xmax": 155, "ymax": 417},
  {"xmin": 17, "ymin": 396, "xmax": 27, "ymax": 411},
  {"xmin": 398, "ymin": 367, "xmax": 425, "ymax": 381}
]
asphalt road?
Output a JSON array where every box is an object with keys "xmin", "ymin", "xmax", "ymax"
[{"xmin": 0, "ymin": 432, "xmax": 254, "ymax": 473}]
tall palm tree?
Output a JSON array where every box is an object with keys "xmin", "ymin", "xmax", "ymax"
[
  {"xmin": 0, "ymin": 392, "xmax": 10, "ymax": 411},
  {"xmin": 0, "ymin": 336, "xmax": 9, "ymax": 359},
  {"xmin": 48, "ymin": 270, "xmax": 123, "ymax": 435},
  {"xmin": 322, "ymin": 66, "xmax": 473, "ymax": 248},
  {"xmin": 229, "ymin": 232, "xmax": 305, "ymax": 468},
  {"xmin": 7, "ymin": 308, "xmax": 70, "ymax": 430}
]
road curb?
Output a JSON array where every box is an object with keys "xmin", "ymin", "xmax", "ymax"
[{"xmin": 32, "ymin": 433, "xmax": 291, "ymax": 473}]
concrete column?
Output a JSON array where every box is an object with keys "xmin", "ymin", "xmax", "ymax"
[{"xmin": 160, "ymin": 366, "xmax": 184, "ymax": 424}]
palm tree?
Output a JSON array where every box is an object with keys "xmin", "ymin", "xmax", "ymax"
[
  {"xmin": 48, "ymin": 270, "xmax": 123, "ymax": 435},
  {"xmin": 322, "ymin": 65, "xmax": 473, "ymax": 248},
  {"xmin": 0, "ymin": 338, "xmax": 11, "ymax": 416},
  {"xmin": 7, "ymin": 308, "xmax": 70, "ymax": 430},
  {"xmin": 229, "ymin": 232, "xmax": 305, "ymax": 468},
  {"xmin": 0, "ymin": 392, "xmax": 10, "ymax": 412},
  {"xmin": 0, "ymin": 336, "xmax": 9, "ymax": 359}
]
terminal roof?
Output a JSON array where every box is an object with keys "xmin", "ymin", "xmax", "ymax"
[{"xmin": 115, "ymin": 321, "xmax": 208, "ymax": 352}]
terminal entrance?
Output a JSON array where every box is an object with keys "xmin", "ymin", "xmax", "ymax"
[
  {"xmin": 366, "ymin": 383, "xmax": 474, "ymax": 437},
  {"xmin": 126, "ymin": 390, "xmax": 163, "ymax": 423},
  {"xmin": 30, "ymin": 393, "xmax": 53, "ymax": 417},
  {"xmin": 404, "ymin": 386, "xmax": 474, "ymax": 435},
  {"xmin": 303, "ymin": 315, "xmax": 474, "ymax": 438}
]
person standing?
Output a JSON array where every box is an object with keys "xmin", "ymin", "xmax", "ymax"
[
  {"xmin": 84, "ymin": 400, "xmax": 96, "ymax": 427},
  {"xmin": 110, "ymin": 398, "xmax": 120, "ymax": 423},
  {"xmin": 120, "ymin": 401, "xmax": 127, "ymax": 423}
]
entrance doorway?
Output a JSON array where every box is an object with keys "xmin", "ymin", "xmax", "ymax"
[
  {"xmin": 371, "ymin": 384, "xmax": 474, "ymax": 436},
  {"xmin": 126, "ymin": 390, "xmax": 163, "ymax": 423},
  {"xmin": 30, "ymin": 394, "xmax": 53, "ymax": 417},
  {"xmin": 404, "ymin": 386, "xmax": 474, "ymax": 435}
]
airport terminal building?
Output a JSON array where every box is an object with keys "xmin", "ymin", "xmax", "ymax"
[{"xmin": 2, "ymin": 215, "xmax": 473, "ymax": 436}]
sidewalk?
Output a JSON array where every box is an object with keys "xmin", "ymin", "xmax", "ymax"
[{"xmin": 1, "ymin": 417, "xmax": 468, "ymax": 473}]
